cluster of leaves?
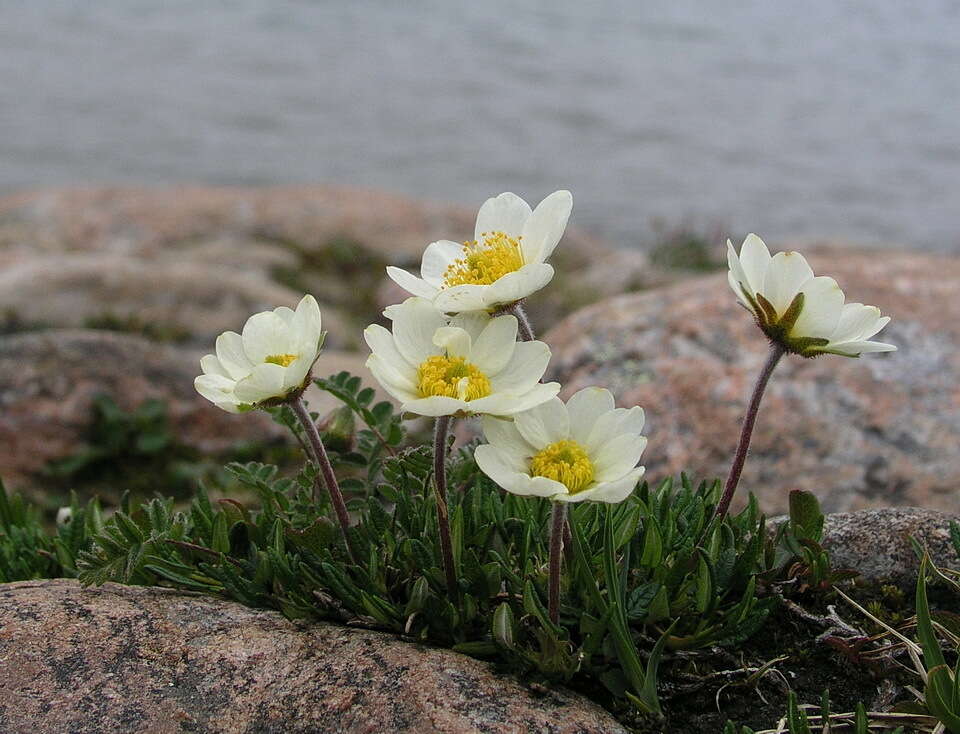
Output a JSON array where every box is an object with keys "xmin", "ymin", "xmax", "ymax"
[
  {"xmin": 0, "ymin": 482, "xmax": 96, "ymax": 582},
  {"xmin": 57, "ymin": 372, "xmax": 838, "ymax": 720},
  {"xmin": 44, "ymin": 394, "xmax": 202, "ymax": 498}
]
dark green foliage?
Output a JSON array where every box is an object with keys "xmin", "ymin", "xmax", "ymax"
[
  {"xmin": 44, "ymin": 394, "xmax": 203, "ymax": 498},
  {"xmin": 59, "ymin": 374, "xmax": 831, "ymax": 716},
  {"xmin": 0, "ymin": 373, "xmax": 850, "ymax": 720},
  {"xmin": 0, "ymin": 480, "xmax": 97, "ymax": 582}
]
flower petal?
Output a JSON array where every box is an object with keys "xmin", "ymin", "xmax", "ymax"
[
  {"xmin": 432, "ymin": 326, "xmax": 473, "ymax": 358},
  {"xmin": 386, "ymin": 266, "xmax": 439, "ymax": 299},
  {"xmin": 390, "ymin": 298, "xmax": 446, "ymax": 365},
  {"xmin": 474, "ymin": 445, "xmax": 530, "ymax": 491},
  {"xmin": 592, "ymin": 434, "xmax": 647, "ymax": 482},
  {"xmin": 475, "ymin": 192, "xmax": 532, "ymax": 241},
  {"xmin": 830, "ymin": 303, "xmax": 886, "ymax": 343},
  {"xmin": 364, "ymin": 324, "xmax": 415, "ymax": 371},
  {"xmin": 481, "ymin": 415, "xmax": 536, "ymax": 458},
  {"xmin": 558, "ymin": 468, "xmax": 644, "ymax": 504},
  {"xmin": 585, "ymin": 406, "xmax": 645, "ymax": 454},
  {"xmin": 242, "ymin": 311, "xmax": 294, "ymax": 364},
  {"xmin": 469, "ymin": 315, "xmax": 518, "ymax": 374},
  {"xmin": 292, "ymin": 294, "xmax": 323, "ymax": 353},
  {"xmin": 762, "ymin": 251, "xmax": 815, "ymax": 316},
  {"xmin": 791, "ymin": 276, "xmax": 844, "ymax": 339},
  {"xmin": 483, "ymin": 263, "xmax": 555, "ymax": 308},
  {"xmin": 433, "ymin": 284, "xmax": 492, "ymax": 313},
  {"xmin": 566, "ymin": 387, "xmax": 616, "ymax": 445},
  {"xmin": 195, "ymin": 373, "xmax": 241, "ymax": 413},
  {"xmin": 520, "ymin": 190, "xmax": 572, "ymax": 263},
  {"xmin": 200, "ymin": 353, "xmax": 230, "ymax": 379},
  {"xmin": 215, "ymin": 331, "xmax": 254, "ymax": 380},
  {"xmin": 366, "ymin": 355, "xmax": 418, "ymax": 402},
  {"xmin": 514, "ymin": 397, "xmax": 570, "ymax": 449},
  {"xmin": 233, "ymin": 362, "xmax": 287, "ymax": 403},
  {"xmin": 420, "ymin": 240, "xmax": 464, "ymax": 287},
  {"xmin": 400, "ymin": 395, "xmax": 466, "ymax": 417},
  {"xmin": 488, "ymin": 340, "xmax": 551, "ymax": 390},
  {"xmin": 727, "ymin": 240, "xmax": 755, "ymax": 308},
  {"xmin": 468, "ymin": 382, "xmax": 561, "ymax": 417},
  {"xmin": 739, "ymin": 233, "xmax": 772, "ymax": 295}
]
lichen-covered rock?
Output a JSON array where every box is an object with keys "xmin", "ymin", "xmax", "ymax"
[
  {"xmin": 0, "ymin": 330, "xmax": 275, "ymax": 487},
  {"xmin": 0, "ymin": 186, "xmax": 609, "ymax": 339},
  {"xmin": 0, "ymin": 329, "xmax": 381, "ymax": 491},
  {"xmin": 0, "ymin": 579, "xmax": 627, "ymax": 734},
  {"xmin": 544, "ymin": 249, "xmax": 960, "ymax": 515},
  {"xmin": 0, "ymin": 254, "xmax": 353, "ymax": 349},
  {"xmin": 820, "ymin": 508, "xmax": 960, "ymax": 584}
]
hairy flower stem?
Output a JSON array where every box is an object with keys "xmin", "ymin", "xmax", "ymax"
[
  {"xmin": 292, "ymin": 397, "xmax": 358, "ymax": 565},
  {"xmin": 548, "ymin": 502, "xmax": 567, "ymax": 625},
  {"xmin": 508, "ymin": 302, "xmax": 536, "ymax": 342},
  {"xmin": 433, "ymin": 415, "xmax": 459, "ymax": 602},
  {"xmin": 508, "ymin": 302, "xmax": 575, "ymax": 565},
  {"xmin": 713, "ymin": 342, "xmax": 786, "ymax": 523}
]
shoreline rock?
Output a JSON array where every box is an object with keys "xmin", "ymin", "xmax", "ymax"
[
  {"xmin": 0, "ymin": 579, "xmax": 627, "ymax": 734},
  {"xmin": 544, "ymin": 249, "xmax": 960, "ymax": 516}
]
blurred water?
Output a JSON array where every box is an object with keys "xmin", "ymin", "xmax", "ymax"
[{"xmin": 2, "ymin": 1, "xmax": 958, "ymax": 250}]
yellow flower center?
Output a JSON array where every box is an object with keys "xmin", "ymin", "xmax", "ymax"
[
  {"xmin": 417, "ymin": 355, "xmax": 491, "ymax": 401},
  {"xmin": 265, "ymin": 353, "xmax": 298, "ymax": 367},
  {"xmin": 530, "ymin": 440, "xmax": 595, "ymax": 494},
  {"xmin": 442, "ymin": 231, "xmax": 524, "ymax": 288}
]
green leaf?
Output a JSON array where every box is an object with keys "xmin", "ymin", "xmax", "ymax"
[
  {"xmin": 492, "ymin": 602, "xmax": 516, "ymax": 649},
  {"xmin": 788, "ymin": 490, "xmax": 824, "ymax": 540},
  {"xmin": 925, "ymin": 666, "xmax": 960, "ymax": 733}
]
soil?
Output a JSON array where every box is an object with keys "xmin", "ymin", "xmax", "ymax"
[{"xmin": 583, "ymin": 581, "xmax": 935, "ymax": 733}]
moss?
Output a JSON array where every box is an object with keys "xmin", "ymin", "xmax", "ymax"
[
  {"xmin": 649, "ymin": 228, "xmax": 726, "ymax": 273},
  {"xmin": 83, "ymin": 313, "xmax": 191, "ymax": 344}
]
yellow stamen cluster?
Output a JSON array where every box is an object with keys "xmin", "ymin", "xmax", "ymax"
[
  {"xmin": 417, "ymin": 355, "xmax": 491, "ymax": 401},
  {"xmin": 442, "ymin": 231, "xmax": 524, "ymax": 288},
  {"xmin": 530, "ymin": 440, "xmax": 595, "ymax": 494},
  {"xmin": 265, "ymin": 353, "xmax": 298, "ymax": 367}
]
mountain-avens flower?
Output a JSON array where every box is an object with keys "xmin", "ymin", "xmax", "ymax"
[
  {"xmin": 727, "ymin": 234, "xmax": 895, "ymax": 357},
  {"xmin": 386, "ymin": 190, "xmax": 573, "ymax": 313},
  {"xmin": 475, "ymin": 387, "xmax": 646, "ymax": 504},
  {"xmin": 195, "ymin": 294, "xmax": 324, "ymax": 412},
  {"xmin": 364, "ymin": 297, "xmax": 559, "ymax": 417}
]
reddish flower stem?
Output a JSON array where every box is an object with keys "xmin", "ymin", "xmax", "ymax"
[
  {"xmin": 433, "ymin": 415, "xmax": 459, "ymax": 602},
  {"xmin": 712, "ymin": 342, "xmax": 786, "ymax": 523},
  {"xmin": 292, "ymin": 397, "xmax": 358, "ymax": 565}
]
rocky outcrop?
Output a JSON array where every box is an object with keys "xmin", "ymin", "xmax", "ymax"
[
  {"xmin": 0, "ymin": 329, "xmax": 379, "ymax": 491},
  {"xmin": 820, "ymin": 508, "xmax": 960, "ymax": 584},
  {"xmin": 0, "ymin": 186, "xmax": 611, "ymax": 340},
  {"xmin": 544, "ymin": 249, "xmax": 960, "ymax": 515},
  {"xmin": 0, "ymin": 579, "xmax": 627, "ymax": 734}
]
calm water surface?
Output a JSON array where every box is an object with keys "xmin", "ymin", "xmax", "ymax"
[{"xmin": 2, "ymin": 1, "xmax": 959, "ymax": 250}]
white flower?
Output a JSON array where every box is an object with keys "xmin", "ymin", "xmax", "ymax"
[
  {"xmin": 195, "ymin": 295, "xmax": 324, "ymax": 413},
  {"xmin": 386, "ymin": 190, "xmax": 573, "ymax": 313},
  {"xmin": 727, "ymin": 234, "xmax": 896, "ymax": 357},
  {"xmin": 363, "ymin": 297, "xmax": 560, "ymax": 417},
  {"xmin": 475, "ymin": 387, "xmax": 646, "ymax": 504}
]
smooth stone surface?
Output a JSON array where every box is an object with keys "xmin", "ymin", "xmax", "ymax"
[
  {"xmin": 543, "ymin": 249, "xmax": 960, "ymax": 516},
  {"xmin": 0, "ymin": 579, "xmax": 627, "ymax": 734}
]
